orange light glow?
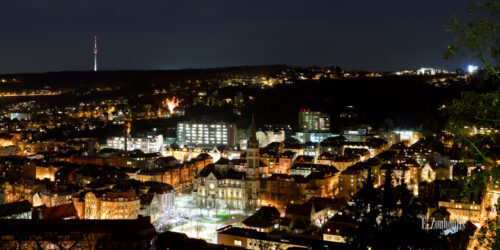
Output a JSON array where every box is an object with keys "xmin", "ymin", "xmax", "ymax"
[
  {"xmin": 162, "ymin": 97, "xmax": 182, "ymax": 115},
  {"xmin": 126, "ymin": 122, "xmax": 131, "ymax": 136}
]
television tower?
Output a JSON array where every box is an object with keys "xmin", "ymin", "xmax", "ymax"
[{"xmin": 93, "ymin": 35, "xmax": 98, "ymax": 71}]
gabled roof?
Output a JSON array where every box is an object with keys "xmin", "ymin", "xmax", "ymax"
[
  {"xmin": 280, "ymin": 150, "xmax": 296, "ymax": 158},
  {"xmin": 320, "ymin": 136, "xmax": 347, "ymax": 147},
  {"xmin": 365, "ymin": 157, "xmax": 382, "ymax": 166},
  {"xmin": 306, "ymin": 197, "xmax": 347, "ymax": 212},
  {"xmin": 376, "ymin": 150, "xmax": 397, "ymax": 162},
  {"xmin": 294, "ymin": 155, "xmax": 314, "ymax": 162},
  {"xmin": 195, "ymin": 153, "xmax": 212, "ymax": 160},
  {"xmin": 318, "ymin": 152, "xmax": 335, "ymax": 159},
  {"xmin": 242, "ymin": 206, "xmax": 280, "ymax": 228},
  {"xmin": 267, "ymin": 174, "xmax": 308, "ymax": 183},
  {"xmin": 285, "ymin": 203, "xmax": 313, "ymax": 218},
  {"xmin": 327, "ymin": 208, "xmax": 356, "ymax": 224},
  {"xmin": 140, "ymin": 194, "xmax": 155, "ymax": 205},
  {"xmin": 215, "ymin": 157, "xmax": 230, "ymax": 165},
  {"xmin": 333, "ymin": 155, "xmax": 359, "ymax": 162},
  {"xmin": 197, "ymin": 164, "xmax": 246, "ymax": 180},
  {"xmin": 380, "ymin": 163, "xmax": 409, "ymax": 171},
  {"xmin": 41, "ymin": 203, "xmax": 78, "ymax": 219},
  {"xmin": 146, "ymin": 182, "xmax": 174, "ymax": 193}
]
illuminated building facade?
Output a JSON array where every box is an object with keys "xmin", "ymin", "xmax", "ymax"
[
  {"xmin": 8, "ymin": 112, "xmax": 31, "ymax": 121},
  {"xmin": 256, "ymin": 130, "xmax": 285, "ymax": 147},
  {"xmin": 192, "ymin": 165, "xmax": 247, "ymax": 210},
  {"xmin": 73, "ymin": 190, "xmax": 140, "ymax": 220},
  {"xmin": 38, "ymin": 189, "xmax": 80, "ymax": 207},
  {"xmin": 176, "ymin": 122, "xmax": 237, "ymax": 147},
  {"xmin": 0, "ymin": 146, "xmax": 19, "ymax": 156},
  {"xmin": 339, "ymin": 168, "xmax": 364, "ymax": 199},
  {"xmin": 192, "ymin": 117, "xmax": 259, "ymax": 210},
  {"xmin": 147, "ymin": 183, "xmax": 175, "ymax": 219},
  {"xmin": 438, "ymin": 200, "xmax": 484, "ymax": 224},
  {"xmin": 298, "ymin": 110, "xmax": 330, "ymax": 132},
  {"xmin": 293, "ymin": 132, "xmax": 334, "ymax": 144},
  {"xmin": 106, "ymin": 135, "xmax": 164, "ymax": 153},
  {"xmin": 35, "ymin": 165, "xmax": 61, "ymax": 182},
  {"xmin": 3, "ymin": 179, "xmax": 46, "ymax": 204},
  {"xmin": 331, "ymin": 155, "xmax": 360, "ymax": 172}
]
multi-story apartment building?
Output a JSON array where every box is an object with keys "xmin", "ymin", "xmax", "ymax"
[
  {"xmin": 3, "ymin": 179, "xmax": 46, "ymax": 204},
  {"xmin": 73, "ymin": 189, "xmax": 141, "ymax": 220},
  {"xmin": 34, "ymin": 188, "xmax": 81, "ymax": 207},
  {"xmin": 35, "ymin": 164, "xmax": 61, "ymax": 182},
  {"xmin": 0, "ymin": 146, "xmax": 19, "ymax": 156},
  {"xmin": 438, "ymin": 200, "xmax": 485, "ymax": 224},
  {"xmin": 298, "ymin": 110, "xmax": 330, "ymax": 132},
  {"xmin": 338, "ymin": 165, "xmax": 366, "ymax": 200},
  {"xmin": 146, "ymin": 182, "xmax": 175, "ymax": 218},
  {"xmin": 106, "ymin": 135, "xmax": 164, "ymax": 153},
  {"xmin": 331, "ymin": 155, "xmax": 360, "ymax": 172},
  {"xmin": 176, "ymin": 122, "xmax": 237, "ymax": 147}
]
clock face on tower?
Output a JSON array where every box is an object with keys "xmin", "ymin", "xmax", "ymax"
[{"xmin": 209, "ymin": 183, "xmax": 215, "ymax": 189}]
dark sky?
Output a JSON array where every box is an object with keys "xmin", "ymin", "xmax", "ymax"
[{"xmin": 1, "ymin": 0, "xmax": 472, "ymax": 73}]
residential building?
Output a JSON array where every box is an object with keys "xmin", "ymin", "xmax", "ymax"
[
  {"xmin": 438, "ymin": 200, "xmax": 485, "ymax": 224},
  {"xmin": 176, "ymin": 122, "xmax": 237, "ymax": 147},
  {"xmin": 298, "ymin": 110, "xmax": 330, "ymax": 132},
  {"xmin": 106, "ymin": 134, "xmax": 164, "ymax": 153},
  {"xmin": 242, "ymin": 206, "xmax": 281, "ymax": 232},
  {"xmin": 73, "ymin": 189, "xmax": 141, "ymax": 220},
  {"xmin": 34, "ymin": 203, "xmax": 79, "ymax": 219},
  {"xmin": 339, "ymin": 164, "xmax": 367, "ymax": 200},
  {"xmin": 331, "ymin": 155, "xmax": 360, "ymax": 172},
  {"xmin": 0, "ymin": 146, "xmax": 19, "ymax": 156},
  {"xmin": 217, "ymin": 226, "xmax": 343, "ymax": 249},
  {"xmin": 292, "ymin": 132, "xmax": 335, "ymax": 144},
  {"xmin": 3, "ymin": 179, "xmax": 47, "ymax": 204},
  {"xmin": 322, "ymin": 209, "xmax": 356, "ymax": 243},
  {"xmin": 140, "ymin": 194, "xmax": 160, "ymax": 225}
]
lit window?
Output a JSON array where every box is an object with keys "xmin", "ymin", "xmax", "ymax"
[{"xmin": 234, "ymin": 240, "xmax": 242, "ymax": 246}]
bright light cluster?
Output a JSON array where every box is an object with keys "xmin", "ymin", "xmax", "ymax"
[{"xmin": 163, "ymin": 97, "xmax": 181, "ymax": 115}]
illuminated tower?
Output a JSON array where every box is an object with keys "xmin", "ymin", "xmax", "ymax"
[
  {"xmin": 93, "ymin": 35, "xmax": 98, "ymax": 72},
  {"xmin": 245, "ymin": 114, "xmax": 260, "ymax": 210}
]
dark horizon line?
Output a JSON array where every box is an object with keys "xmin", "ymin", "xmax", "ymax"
[{"xmin": 0, "ymin": 64, "xmax": 466, "ymax": 76}]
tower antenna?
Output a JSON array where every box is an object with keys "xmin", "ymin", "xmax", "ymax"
[{"xmin": 93, "ymin": 35, "xmax": 98, "ymax": 71}]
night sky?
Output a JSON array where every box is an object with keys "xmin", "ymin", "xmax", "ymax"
[{"xmin": 1, "ymin": 0, "xmax": 472, "ymax": 74}]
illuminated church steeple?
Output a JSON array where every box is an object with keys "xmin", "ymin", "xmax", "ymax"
[
  {"xmin": 248, "ymin": 114, "xmax": 259, "ymax": 149},
  {"xmin": 245, "ymin": 114, "xmax": 260, "ymax": 210}
]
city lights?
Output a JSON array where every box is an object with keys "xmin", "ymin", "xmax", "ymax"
[
  {"xmin": 467, "ymin": 64, "xmax": 479, "ymax": 74},
  {"xmin": 0, "ymin": 0, "xmax": 496, "ymax": 248},
  {"xmin": 163, "ymin": 97, "xmax": 181, "ymax": 115}
]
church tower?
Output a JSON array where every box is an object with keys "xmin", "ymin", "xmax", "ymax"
[{"xmin": 246, "ymin": 114, "xmax": 260, "ymax": 210}]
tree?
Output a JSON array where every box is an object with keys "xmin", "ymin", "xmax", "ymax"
[
  {"xmin": 193, "ymin": 222, "xmax": 204, "ymax": 239},
  {"xmin": 344, "ymin": 168, "xmax": 444, "ymax": 249},
  {"xmin": 444, "ymin": 0, "xmax": 500, "ymax": 248},
  {"xmin": 195, "ymin": 197, "xmax": 204, "ymax": 217}
]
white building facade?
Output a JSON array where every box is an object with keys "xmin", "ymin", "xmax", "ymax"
[
  {"xmin": 106, "ymin": 135, "xmax": 164, "ymax": 153},
  {"xmin": 176, "ymin": 122, "xmax": 237, "ymax": 147}
]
